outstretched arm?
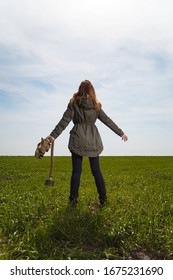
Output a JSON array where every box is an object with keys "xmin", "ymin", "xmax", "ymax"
[
  {"xmin": 98, "ymin": 109, "xmax": 128, "ymax": 141},
  {"xmin": 47, "ymin": 103, "xmax": 74, "ymax": 141},
  {"xmin": 98, "ymin": 109, "xmax": 123, "ymax": 136}
]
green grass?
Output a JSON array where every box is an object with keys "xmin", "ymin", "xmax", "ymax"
[{"xmin": 0, "ymin": 156, "xmax": 173, "ymax": 260}]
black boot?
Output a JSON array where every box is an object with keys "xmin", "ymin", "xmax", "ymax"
[
  {"xmin": 69, "ymin": 196, "xmax": 78, "ymax": 207},
  {"xmin": 99, "ymin": 196, "xmax": 107, "ymax": 207}
]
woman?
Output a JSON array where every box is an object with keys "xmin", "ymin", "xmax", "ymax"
[{"xmin": 47, "ymin": 80, "xmax": 128, "ymax": 206}]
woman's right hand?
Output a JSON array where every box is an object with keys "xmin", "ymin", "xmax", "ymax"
[{"xmin": 121, "ymin": 134, "xmax": 128, "ymax": 142}]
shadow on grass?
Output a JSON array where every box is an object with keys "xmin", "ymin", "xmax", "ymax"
[
  {"xmin": 34, "ymin": 204, "xmax": 127, "ymax": 260},
  {"xmin": 33, "ymin": 203, "xmax": 172, "ymax": 260}
]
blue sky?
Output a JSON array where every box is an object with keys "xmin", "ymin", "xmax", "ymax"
[{"xmin": 0, "ymin": 0, "xmax": 173, "ymax": 156}]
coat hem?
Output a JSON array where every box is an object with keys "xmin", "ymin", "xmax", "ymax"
[{"xmin": 69, "ymin": 146, "xmax": 103, "ymax": 157}]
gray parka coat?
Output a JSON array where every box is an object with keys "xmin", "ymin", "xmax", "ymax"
[{"xmin": 50, "ymin": 99, "xmax": 124, "ymax": 157}]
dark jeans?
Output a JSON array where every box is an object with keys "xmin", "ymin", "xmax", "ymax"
[{"xmin": 69, "ymin": 153, "xmax": 107, "ymax": 203}]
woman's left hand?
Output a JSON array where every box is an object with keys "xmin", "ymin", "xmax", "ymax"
[{"xmin": 46, "ymin": 135, "xmax": 55, "ymax": 143}]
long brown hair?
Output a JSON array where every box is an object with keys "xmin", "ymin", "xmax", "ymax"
[{"xmin": 70, "ymin": 80, "xmax": 102, "ymax": 111}]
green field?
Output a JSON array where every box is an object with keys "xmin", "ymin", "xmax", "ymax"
[{"xmin": 0, "ymin": 156, "xmax": 173, "ymax": 260}]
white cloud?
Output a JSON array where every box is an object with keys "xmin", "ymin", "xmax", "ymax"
[{"xmin": 0, "ymin": 0, "xmax": 173, "ymax": 155}]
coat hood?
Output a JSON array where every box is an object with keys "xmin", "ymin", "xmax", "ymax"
[{"xmin": 77, "ymin": 98, "xmax": 94, "ymax": 110}]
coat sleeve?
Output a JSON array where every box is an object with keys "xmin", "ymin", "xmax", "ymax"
[
  {"xmin": 50, "ymin": 103, "xmax": 74, "ymax": 139},
  {"xmin": 98, "ymin": 109, "xmax": 124, "ymax": 137}
]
